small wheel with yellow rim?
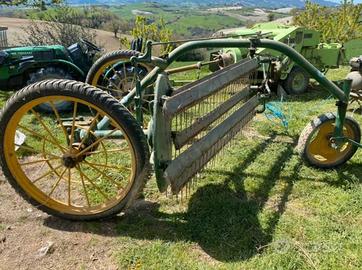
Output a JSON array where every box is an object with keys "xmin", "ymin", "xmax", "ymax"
[
  {"xmin": 86, "ymin": 50, "xmax": 154, "ymax": 127},
  {"xmin": 0, "ymin": 79, "xmax": 150, "ymax": 220},
  {"xmin": 297, "ymin": 113, "xmax": 361, "ymax": 168}
]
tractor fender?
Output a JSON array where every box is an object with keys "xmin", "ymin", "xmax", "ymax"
[{"xmin": 19, "ymin": 59, "xmax": 86, "ymax": 80}]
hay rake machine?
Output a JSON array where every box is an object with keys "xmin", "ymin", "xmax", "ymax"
[{"xmin": 0, "ymin": 38, "xmax": 361, "ymax": 220}]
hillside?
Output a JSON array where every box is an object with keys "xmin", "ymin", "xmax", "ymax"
[
  {"xmin": 0, "ymin": 4, "xmax": 291, "ymax": 39},
  {"xmin": 107, "ymin": 3, "xmax": 290, "ymax": 37},
  {"xmin": 0, "ymin": 17, "xmax": 123, "ymax": 51},
  {"xmin": 67, "ymin": 0, "xmax": 337, "ymax": 8}
]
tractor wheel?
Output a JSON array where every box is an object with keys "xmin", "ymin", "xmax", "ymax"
[
  {"xmin": 297, "ymin": 113, "xmax": 361, "ymax": 168},
  {"xmin": 27, "ymin": 67, "xmax": 73, "ymax": 112},
  {"xmin": 0, "ymin": 79, "xmax": 151, "ymax": 220},
  {"xmin": 86, "ymin": 50, "xmax": 153, "ymax": 126},
  {"xmin": 86, "ymin": 50, "xmax": 151, "ymax": 99},
  {"xmin": 282, "ymin": 66, "xmax": 310, "ymax": 95}
]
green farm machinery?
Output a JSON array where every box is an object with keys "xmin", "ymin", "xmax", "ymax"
[
  {"xmin": 211, "ymin": 22, "xmax": 362, "ymax": 95},
  {"xmin": 0, "ymin": 39, "xmax": 100, "ymax": 111},
  {"xmin": 0, "ymin": 37, "xmax": 361, "ymax": 220}
]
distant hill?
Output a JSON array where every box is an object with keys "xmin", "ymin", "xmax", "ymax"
[{"xmin": 66, "ymin": 0, "xmax": 337, "ymax": 8}]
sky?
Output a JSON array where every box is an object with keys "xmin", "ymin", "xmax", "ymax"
[{"xmin": 331, "ymin": 0, "xmax": 362, "ymax": 2}]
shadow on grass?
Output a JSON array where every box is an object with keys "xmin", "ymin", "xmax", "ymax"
[
  {"xmin": 43, "ymin": 137, "xmax": 302, "ymax": 262},
  {"xmin": 318, "ymin": 161, "xmax": 362, "ymax": 188}
]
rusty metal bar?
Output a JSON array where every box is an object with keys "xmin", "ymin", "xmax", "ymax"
[
  {"xmin": 163, "ymin": 58, "xmax": 259, "ymax": 116},
  {"xmin": 173, "ymin": 86, "xmax": 251, "ymax": 149},
  {"xmin": 164, "ymin": 95, "xmax": 259, "ymax": 193},
  {"xmin": 166, "ymin": 59, "xmax": 219, "ymax": 75}
]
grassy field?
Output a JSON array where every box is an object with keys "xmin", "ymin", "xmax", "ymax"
[
  {"xmin": 0, "ymin": 68, "xmax": 361, "ymax": 269},
  {"xmin": 115, "ymin": 82, "xmax": 361, "ymax": 269},
  {"xmin": 0, "ymin": 3, "xmax": 245, "ymax": 38},
  {"xmin": 0, "ymin": 3, "xmax": 290, "ymax": 39},
  {"xmin": 110, "ymin": 3, "xmax": 244, "ymax": 37},
  {"xmin": 111, "ymin": 73, "xmax": 362, "ymax": 269}
]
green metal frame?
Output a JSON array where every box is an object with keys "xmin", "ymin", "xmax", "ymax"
[{"xmin": 91, "ymin": 38, "xmax": 358, "ymax": 156}]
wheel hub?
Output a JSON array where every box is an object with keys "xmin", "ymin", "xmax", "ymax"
[{"xmin": 61, "ymin": 149, "xmax": 82, "ymax": 168}]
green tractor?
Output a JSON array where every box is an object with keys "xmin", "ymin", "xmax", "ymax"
[
  {"xmin": 0, "ymin": 38, "xmax": 100, "ymax": 111},
  {"xmin": 211, "ymin": 22, "xmax": 362, "ymax": 95}
]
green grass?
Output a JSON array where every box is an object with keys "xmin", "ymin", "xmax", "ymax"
[
  {"xmin": 106, "ymin": 3, "xmax": 243, "ymax": 38},
  {"xmin": 113, "ymin": 88, "xmax": 361, "ymax": 269},
  {"xmin": 112, "ymin": 68, "xmax": 362, "ymax": 269},
  {"xmin": 0, "ymin": 91, "xmax": 11, "ymax": 108},
  {"xmin": 0, "ymin": 68, "xmax": 361, "ymax": 269}
]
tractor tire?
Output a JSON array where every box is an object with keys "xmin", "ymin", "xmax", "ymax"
[
  {"xmin": 27, "ymin": 67, "xmax": 73, "ymax": 112},
  {"xmin": 0, "ymin": 79, "xmax": 151, "ymax": 220},
  {"xmin": 86, "ymin": 50, "xmax": 153, "ymax": 127},
  {"xmin": 86, "ymin": 50, "xmax": 151, "ymax": 99},
  {"xmin": 297, "ymin": 113, "xmax": 361, "ymax": 168},
  {"xmin": 282, "ymin": 66, "xmax": 310, "ymax": 95},
  {"xmin": 86, "ymin": 50, "xmax": 142, "ymax": 89}
]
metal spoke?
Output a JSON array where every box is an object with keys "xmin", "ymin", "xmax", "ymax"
[
  {"xmin": 75, "ymin": 128, "xmax": 119, "ymax": 157},
  {"xmin": 15, "ymin": 144, "xmax": 61, "ymax": 159},
  {"xmin": 20, "ymin": 157, "xmax": 60, "ymax": 166},
  {"xmin": 83, "ymin": 160, "xmax": 125, "ymax": 189},
  {"xmin": 68, "ymin": 169, "xmax": 71, "ymax": 206},
  {"xmin": 110, "ymin": 65, "xmax": 123, "ymax": 81},
  {"xmin": 122, "ymin": 63, "xmax": 129, "ymax": 89},
  {"xmin": 30, "ymin": 109, "xmax": 67, "ymax": 153},
  {"xmin": 18, "ymin": 124, "xmax": 66, "ymax": 153},
  {"xmin": 48, "ymin": 168, "xmax": 67, "ymax": 197},
  {"xmin": 77, "ymin": 112, "xmax": 101, "ymax": 150},
  {"xmin": 33, "ymin": 159, "xmax": 47, "ymax": 181},
  {"xmin": 96, "ymin": 84, "xmax": 112, "ymax": 92},
  {"xmin": 129, "ymin": 67, "xmax": 137, "ymax": 91},
  {"xmin": 76, "ymin": 165, "xmax": 110, "ymax": 201},
  {"xmin": 33, "ymin": 164, "xmax": 63, "ymax": 184},
  {"xmin": 85, "ymin": 161, "xmax": 131, "ymax": 171},
  {"xmin": 85, "ymin": 147, "xmax": 129, "ymax": 155},
  {"xmin": 49, "ymin": 101, "xmax": 68, "ymax": 139},
  {"xmin": 69, "ymin": 102, "xmax": 78, "ymax": 147},
  {"xmin": 103, "ymin": 75, "xmax": 119, "ymax": 89},
  {"xmin": 79, "ymin": 168, "xmax": 91, "ymax": 208}
]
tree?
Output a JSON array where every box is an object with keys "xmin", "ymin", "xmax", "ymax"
[
  {"xmin": 293, "ymin": 0, "xmax": 362, "ymax": 43},
  {"xmin": 82, "ymin": 6, "xmax": 112, "ymax": 29},
  {"xmin": 0, "ymin": 0, "xmax": 61, "ymax": 8},
  {"xmin": 120, "ymin": 16, "xmax": 173, "ymax": 54},
  {"xmin": 20, "ymin": 6, "xmax": 97, "ymax": 47},
  {"xmin": 267, "ymin": 13, "xmax": 275, "ymax": 22},
  {"xmin": 103, "ymin": 18, "xmax": 128, "ymax": 38}
]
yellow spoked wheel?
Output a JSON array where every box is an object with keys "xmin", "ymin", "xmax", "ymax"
[
  {"xmin": 0, "ymin": 79, "xmax": 150, "ymax": 220},
  {"xmin": 86, "ymin": 50, "xmax": 154, "ymax": 127},
  {"xmin": 297, "ymin": 113, "xmax": 361, "ymax": 168}
]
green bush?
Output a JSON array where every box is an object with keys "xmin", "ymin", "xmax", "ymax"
[
  {"xmin": 120, "ymin": 16, "xmax": 172, "ymax": 54},
  {"xmin": 293, "ymin": 0, "xmax": 362, "ymax": 43}
]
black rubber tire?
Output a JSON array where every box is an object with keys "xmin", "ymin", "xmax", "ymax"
[
  {"xmin": 297, "ymin": 112, "xmax": 361, "ymax": 168},
  {"xmin": 282, "ymin": 66, "xmax": 310, "ymax": 95},
  {"xmin": 86, "ymin": 50, "xmax": 154, "ymax": 126},
  {"xmin": 86, "ymin": 50, "xmax": 143, "ymax": 86},
  {"xmin": 27, "ymin": 67, "xmax": 73, "ymax": 112},
  {"xmin": 0, "ymin": 79, "xmax": 151, "ymax": 221}
]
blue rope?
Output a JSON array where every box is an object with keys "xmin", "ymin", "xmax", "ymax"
[
  {"xmin": 264, "ymin": 94, "xmax": 333, "ymax": 130},
  {"xmin": 265, "ymin": 102, "xmax": 289, "ymax": 129},
  {"xmin": 264, "ymin": 94, "xmax": 290, "ymax": 129}
]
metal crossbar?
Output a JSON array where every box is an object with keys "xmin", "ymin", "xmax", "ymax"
[{"xmin": 152, "ymin": 58, "xmax": 260, "ymax": 194}]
